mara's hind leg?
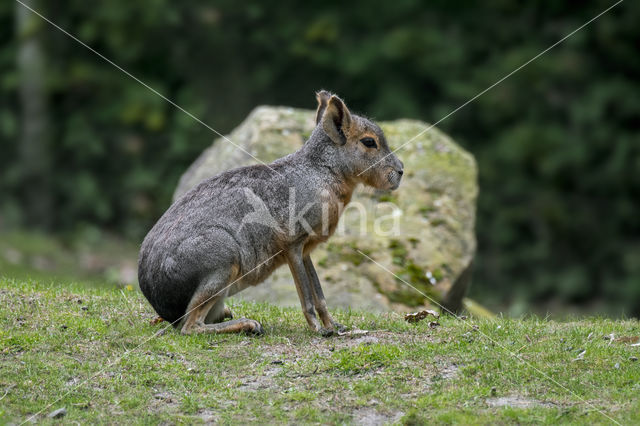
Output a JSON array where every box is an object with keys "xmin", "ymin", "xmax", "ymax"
[
  {"xmin": 181, "ymin": 290, "xmax": 263, "ymax": 335},
  {"xmin": 180, "ymin": 268, "xmax": 263, "ymax": 336},
  {"xmin": 196, "ymin": 318, "xmax": 264, "ymax": 335},
  {"xmin": 204, "ymin": 298, "xmax": 234, "ymax": 324}
]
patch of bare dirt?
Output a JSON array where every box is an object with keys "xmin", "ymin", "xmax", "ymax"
[
  {"xmin": 257, "ymin": 330, "xmax": 437, "ymax": 361},
  {"xmin": 353, "ymin": 407, "xmax": 404, "ymax": 425},
  {"xmin": 399, "ymin": 361, "xmax": 460, "ymax": 399},
  {"xmin": 486, "ymin": 395, "xmax": 555, "ymax": 409},
  {"xmin": 149, "ymin": 390, "xmax": 181, "ymax": 413},
  {"xmin": 196, "ymin": 409, "xmax": 218, "ymax": 424},
  {"xmin": 438, "ymin": 362, "xmax": 459, "ymax": 381},
  {"xmin": 237, "ymin": 363, "xmax": 283, "ymax": 391}
]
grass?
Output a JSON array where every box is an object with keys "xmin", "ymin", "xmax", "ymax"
[
  {"xmin": 1, "ymin": 278, "xmax": 639, "ymax": 424},
  {"xmin": 0, "ymin": 230, "xmax": 139, "ymax": 287}
]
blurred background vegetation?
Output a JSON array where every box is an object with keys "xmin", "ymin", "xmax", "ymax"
[{"xmin": 1, "ymin": 0, "xmax": 638, "ymax": 317}]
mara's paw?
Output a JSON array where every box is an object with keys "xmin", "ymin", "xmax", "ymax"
[
  {"xmin": 332, "ymin": 322, "xmax": 347, "ymax": 333},
  {"xmin": 320, "ymin": 327, "xmax": 336, "ymax": 337},
  {"xmin": 243, "ymin": 319, "xmax": 265, "ymax": 336},
  {"xmin": 223, "ymin": 306, "xmax": 233, "ymax": 320},
  {"xmin": 319, "ymin": 323, "xmax": 348, "ymax": 337}
]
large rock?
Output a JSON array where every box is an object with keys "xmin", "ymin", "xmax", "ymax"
[{"xmin": 174, "ymin": 106, "xmax": 478, "ymax": 313}]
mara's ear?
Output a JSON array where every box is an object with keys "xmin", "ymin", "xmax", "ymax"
[
  {"xmin": 315, "ymin": 90, "xmax": 331, "ymax": 125},
  {"xmin": 321, "ymin": 95, "xmax": 353, "ymax": 146}
]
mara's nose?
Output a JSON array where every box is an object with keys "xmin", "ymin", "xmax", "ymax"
[{"xmin": 398, "ymin": 169, "xmax": 404, "ymax": 176}]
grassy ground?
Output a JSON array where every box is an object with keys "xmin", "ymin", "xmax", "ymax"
[
  {"xmin": 0, "ymin": 230, "xmax": 139, "ymax": 287},
  {"xmin": 1, "ymin": 278, "xmax": 639, "ymax": 425}
]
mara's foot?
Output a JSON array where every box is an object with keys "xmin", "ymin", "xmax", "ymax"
[
  {"xmin": 182, "ymin": 318, "xmax": 264, "ymax": 336},
  {"xmin": 223, "ymin": 306, "xmax": 233, "ymax": 320},
  {"xmin": 241, "ymin": 319, "xmax": 265, "ymax": 336},
  {"xmin": 332, "ymin": 321, "xmax": 347, "ymax": 333},
  {"xmin": 319, "ymin": 322, "xmax": 348, "ymax": 337}
]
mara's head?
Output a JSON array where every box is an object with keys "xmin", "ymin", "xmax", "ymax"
[{"xmin": 315, "ymin": 90, "xmax": 404, "ymax": 190}]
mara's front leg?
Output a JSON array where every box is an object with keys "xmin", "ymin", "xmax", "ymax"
[
  {"xmin": 303, "ymin": 256, "xmax": 346, "ymax": 334},
  {"xmin": 286, "ymin": 245, "xmax": 322, "ymax": 333}
]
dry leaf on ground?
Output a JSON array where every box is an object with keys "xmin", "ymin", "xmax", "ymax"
[{"xmin": 404, "ymin": 309, "xmax": 440, "ymax": 323}]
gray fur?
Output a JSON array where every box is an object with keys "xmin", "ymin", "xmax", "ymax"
[{"xmin": 138, "ymin": 91, "xmax": 403, "ymax": 334}]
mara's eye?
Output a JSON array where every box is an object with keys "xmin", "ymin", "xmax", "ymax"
[{"xmin": 359, "ymin": 137, "xmax": 377, "ymax": 148}]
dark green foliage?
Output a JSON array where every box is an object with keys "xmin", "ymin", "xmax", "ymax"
[{"xmin": 1, "ymin": 1, "xmax": 638, "ymax": 315}]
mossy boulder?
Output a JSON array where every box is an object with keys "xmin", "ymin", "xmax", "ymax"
[{"xmin": 174, "ymin": 106, "xmax": 478, "ymax": 313}]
